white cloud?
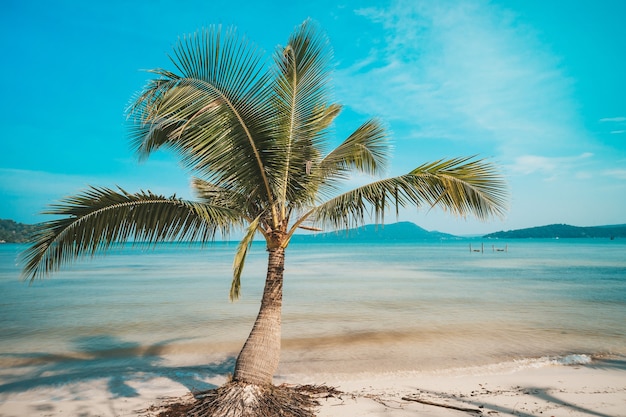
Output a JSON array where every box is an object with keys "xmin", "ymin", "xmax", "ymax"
[
  {"xmin": 575, "ymin": 171, "xmax": 593, "ymax": 180},
  {"xmin": 510, "ymin": 155, "xmax": 556, "ymax": 175},
  {"xmin": 338, "ymin": 0, "xmax": 589, "ymax": 163},
  {"xmin": 610, "ymin": 130, "xmax": 625, "ymax": 134},
  {"xmin": 604, "ymin": 169, "xmax": 626, "ymax": 180},
  {"xmin": 508, "ymin": 152, "xmax": 593, "ymax": 177},
  {"xmin": 600, "ymin": 117, "xmax": 626, "ymax": 123}
]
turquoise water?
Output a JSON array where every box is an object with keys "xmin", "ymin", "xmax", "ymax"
[{"xmin": 1, "ymin": 239, "xmax": 625, "ymax": 390}]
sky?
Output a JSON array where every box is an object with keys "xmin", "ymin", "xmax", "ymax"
[{"xmin": 1, "ymin": 0, "xmax": 625, "ymax": 235}]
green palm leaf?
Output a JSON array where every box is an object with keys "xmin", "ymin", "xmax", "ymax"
[
  {"xmin": 127, "ymin": 27, "xmax": 279, "ymax": 224},
  {"xmin": 231, "ymin": 215, "xmax": 261, "ymax": 301},
  {"xmin": 318, "ymin": 119, "xmax": 389, "ymax": 182},
  {"xmin": 21, "ymin": 186, "xmax": 240, "ymax": 282},
  {"xmin": 272, "ymin": 21, "xmax": 335, "ymax": 212},
  {"xmin": 310, "ymin": 157, "xmax": 508, "ymax": 230}
]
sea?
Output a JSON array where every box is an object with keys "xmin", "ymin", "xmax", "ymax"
[{"xmin": 1, "ymin": 238, "xmax": 625, "ymax": 393}]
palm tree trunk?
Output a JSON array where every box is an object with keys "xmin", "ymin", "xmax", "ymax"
[{"xmin": 232, "ymin": 246, "xmax": 284, "ymax": 385}]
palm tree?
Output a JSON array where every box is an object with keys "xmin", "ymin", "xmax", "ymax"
[{"xmin": 21, "ymin": 21, "xmax": 507, "ymax": 416}]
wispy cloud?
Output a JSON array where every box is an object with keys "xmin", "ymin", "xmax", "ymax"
[
  {"xmin": 508, "ymin": 152, "xmax": 594, "ymax": 179},
  {"xmin": 600, "ymin": 117, "xmax": 626, "ymax": 123},
  {"xmin": 604, "ymin": 169, "xmax": 626, "ymax": 180},
  {"xmin": 338, "ymin": 0, "xmax": 588, "ymax": 161},
  {"xmin": 600, "ymin": 116, "xmax": 626, "ymax": 134}
]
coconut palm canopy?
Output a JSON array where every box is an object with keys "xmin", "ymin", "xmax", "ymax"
[{"xmin": 21, "ymin": 20, "xmax": 507, "ymax": 397}]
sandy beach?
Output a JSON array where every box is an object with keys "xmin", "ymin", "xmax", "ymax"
[{"xmin": 1, "ymin": 355, "xmax": 624, "ymax": 417}]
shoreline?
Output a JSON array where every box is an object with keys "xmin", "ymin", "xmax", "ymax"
[{"xmin": 1, "ymin": 354, "xmax": 624, "ymax": 417}]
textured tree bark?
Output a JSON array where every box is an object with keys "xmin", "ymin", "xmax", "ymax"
[{"xmin": 232, "ymin": 246, "xmax": 284, "ymax": 385}]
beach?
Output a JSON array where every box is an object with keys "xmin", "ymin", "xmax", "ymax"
[
  {"xmin": 1, "ymin": 354, "xmax": 625, "ymax": 416},
  {"xmin": 2, "ymin": 240, "xmax": 625, "ymax": 416},
  {"xmin": 313, "ymin": 357, "xmax": 626, "ymax": 417}
]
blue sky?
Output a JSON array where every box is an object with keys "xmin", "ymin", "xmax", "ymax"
[{"xmin": 1, "ymin": 0, "xmax": 625, "ymax": 235}]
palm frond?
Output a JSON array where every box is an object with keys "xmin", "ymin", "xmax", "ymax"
[
  {"xmin": 272, "ymin": 20, "xmax": 335, "ymax": 212},
  {"xmin": 192, "ymin": 178, "xmax": 267, "ymax": 226},
  {"xmin": 319, "ymin": 118, "xmax": 389, "ymax": 177},
  {"xmin": 21, "ymin": 187, "xmax": 240, "ymax": 282},
  {"xmin": 408, "ymin": 157, "xmax": 509, "ymax": 219},
  {"xmin": 315, "ymin": 103, "xmax": 341, "ymax": 132},
  {"xmin": 309, "ymin": 157, "xmax": 508, "ymax": 230},
  {"xmin": 126, "ymin": 27, "xmax": 280, "ymax": 225},
  {"xmin": 231, "ymin": 216, "xmax": 261, "ymax": 301}
]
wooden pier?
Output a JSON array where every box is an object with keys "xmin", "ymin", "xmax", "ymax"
[{"xmin": 469, "ymin": 243, "xmax": 508, "ymax": 253}]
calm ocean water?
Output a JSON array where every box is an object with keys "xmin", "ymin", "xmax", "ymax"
[{"xmin": 1, "ymin": 238, "xmax": 625, "ymax": 390}]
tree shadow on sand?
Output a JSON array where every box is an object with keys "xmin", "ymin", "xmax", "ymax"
[
  {"xmin": 0, "ymin": 334, "xmax": 236, "ymax": 398},
  {"xmin": 404, "ymin": 359, "xmax": 625, "ymax": 417},
  {"xmin": 410, "ymin": 387, "xmax": 616, "ymax": 417}
]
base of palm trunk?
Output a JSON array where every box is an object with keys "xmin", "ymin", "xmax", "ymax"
[{"xmin": 184, "ymin": 382, "xmax": 328, "ymax": 417}]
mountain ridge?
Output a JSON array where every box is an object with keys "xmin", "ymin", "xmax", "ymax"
[
  {"xmin": 294, "ymin": 222, "xmax": 626, "ymax": 241},
  {"xmin": 483, "ymin": 223, "xmax": 626, "ymax": 239},
  {"xmin": 290, "ymin": 221, "xmax": 458, "ymax": 242},
  {"xmin": 2, "ymin": 218, "xmax": 624, "ymax": 243}
]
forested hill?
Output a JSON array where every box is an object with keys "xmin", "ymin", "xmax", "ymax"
[
  {"xmin": 483, "ymin": 223, "xmax": 626, "ymax": 239},
  {"xmin": 291, "ymin": 221, "xmax": 458, "ymax": 242},
  {"xmin": 0, "ymin": 219, "xmax": 37, "ymax": 243}
]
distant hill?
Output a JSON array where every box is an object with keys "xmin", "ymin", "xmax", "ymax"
[
  {"xmin": 483, "ymin": 223, "xmax": 626, "ymax": 239},
  {"xmin": 291, "ymin": 221, "xmax": 458, "ymax": 242},
  {"xmin": 3, "ymin": 218, "xmax": 624, "ymax": 243},
  {"xmin": 0, "ymin": 219, "xmax": 37, "ymax": 243},
  {"xmin": 2, "ymin": 219, "xmax": 453, "ymax": 244}
]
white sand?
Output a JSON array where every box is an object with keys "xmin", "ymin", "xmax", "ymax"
[
  {"xmin": 311, "ymin": 362, "xmax": 626, "ymax": 417},
  {"xmin": 1, "ymin": 357, "xmax": 624, "ymax": 416}
]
